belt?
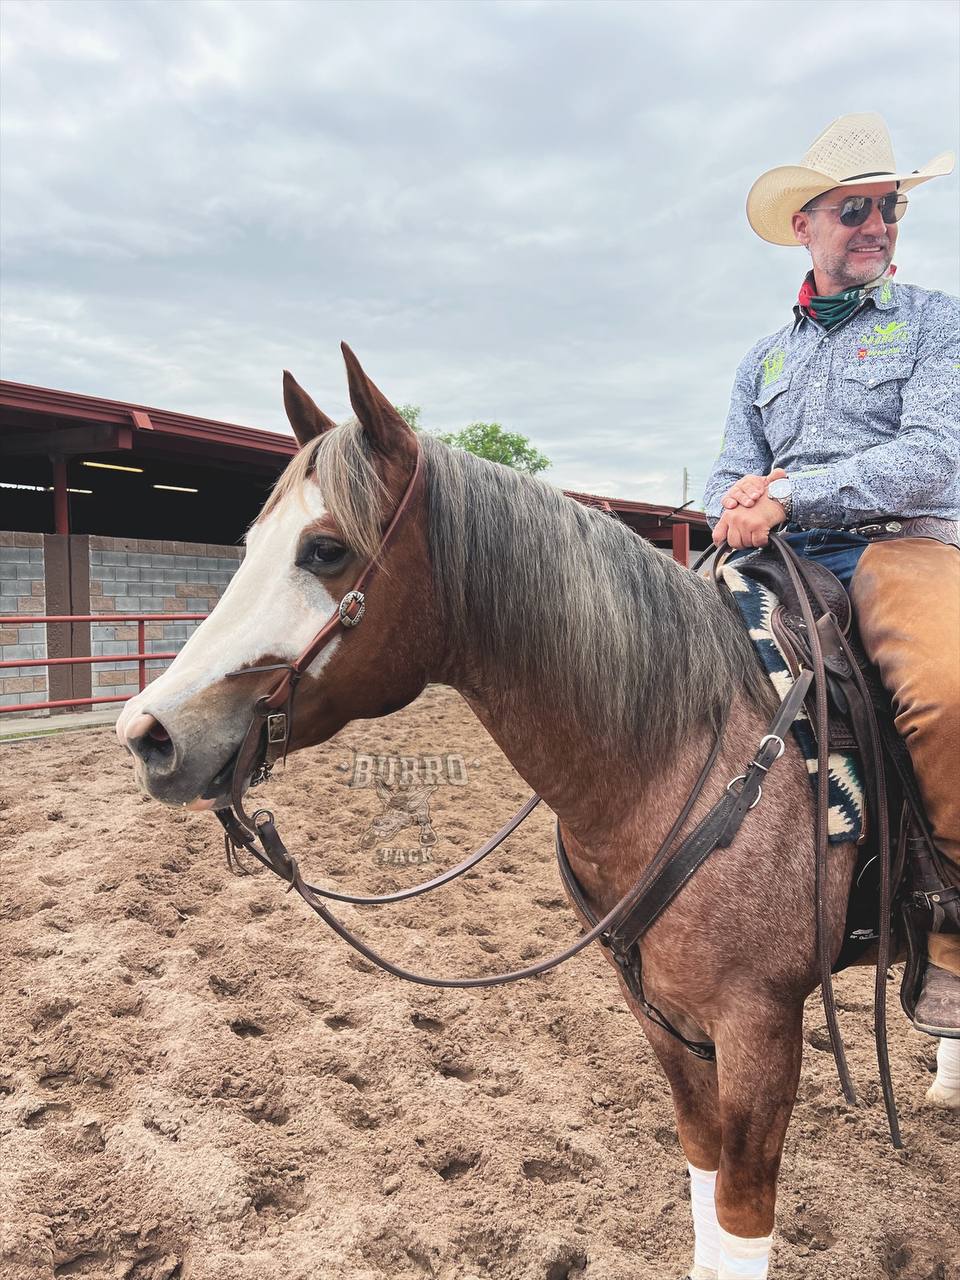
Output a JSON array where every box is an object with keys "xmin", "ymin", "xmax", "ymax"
[
  {"xmin": 847, "ymin": 516, "xmax": 959, "ymax": 546},
  {"xmin": 789, "ymin": 516, "xmax": 959, "ymax": 547}
]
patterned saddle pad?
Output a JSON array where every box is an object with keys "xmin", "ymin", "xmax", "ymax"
[{"xmin": 721, "ymin": 561, "xmax": 864, "ymax": 845}]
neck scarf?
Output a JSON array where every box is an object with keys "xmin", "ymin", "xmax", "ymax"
[{"xmin": 798, "ymin": 265, "xmax": 896, "ymax": 330}]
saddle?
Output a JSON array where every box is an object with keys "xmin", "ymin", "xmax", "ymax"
[{"xmin": 723, "ymin": 542, "xmax": 958, "ymax": 1008}]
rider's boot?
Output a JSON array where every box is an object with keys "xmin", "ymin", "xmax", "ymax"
[{"xmin": 913, "ymin": 962, "xmax": 960, "ymax": 1037}]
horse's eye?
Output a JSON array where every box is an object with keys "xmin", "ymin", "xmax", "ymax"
[{"xmin": 300, "ymin": 537, "xmax": 348, "ymax": 573}]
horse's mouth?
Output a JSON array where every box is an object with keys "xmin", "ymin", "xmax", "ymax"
[{"xmin": 200, "ymin": 747, "xmax": 241, "ymax": 802}]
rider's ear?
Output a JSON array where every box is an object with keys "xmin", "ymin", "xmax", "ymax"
[
  {"xmin": 340, "ymin": 342, "xmax": 418, "ymax": 459},
  {"xmin": 282, "ymin": 370, "xmax": 339, "ymax": 447}
]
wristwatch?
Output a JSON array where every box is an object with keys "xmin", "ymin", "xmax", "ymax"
[{"xmin": 767, "ymin": 477, "xmax": 793, "ymax": 523}]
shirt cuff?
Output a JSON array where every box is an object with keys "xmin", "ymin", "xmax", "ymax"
[{"xmin": 789, "ymin": 468, "xmax": 844, "ymax": 527}]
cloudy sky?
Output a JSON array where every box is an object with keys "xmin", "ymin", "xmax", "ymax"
[{"xmin": 2, "ymin": 0, "xmax": 957, "ymax": 506}]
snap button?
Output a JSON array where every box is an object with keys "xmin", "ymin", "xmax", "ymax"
[{"xmin": 885, "ymin": 521, "xmax": 902, "ymax": 532}]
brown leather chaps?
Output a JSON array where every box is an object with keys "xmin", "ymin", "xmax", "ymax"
[{"xmin": 850, "ymin": 536, "xmax": 960, "ymax": 977}]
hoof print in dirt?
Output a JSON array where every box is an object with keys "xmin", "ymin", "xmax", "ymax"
[{"xmin": 436, "ymin": 1151, "xmax": 479, "ymax": 1182}]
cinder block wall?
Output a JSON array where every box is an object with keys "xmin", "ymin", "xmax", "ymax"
[
  {"xmin": 0, "ymin": 532, "xmax": 47, "ymax": 709},
  {"xmin": 89, "ymin": 537, "xmax": 244, "ymax": 701}
]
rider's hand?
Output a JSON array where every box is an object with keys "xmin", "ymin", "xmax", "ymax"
[
  {"xmin": 721, "ymin": 467, "xmax": 787, "ymax": 510},
  {"xmin": 713, "ymin": 494, "xmax": 787, "ymax": 549}
]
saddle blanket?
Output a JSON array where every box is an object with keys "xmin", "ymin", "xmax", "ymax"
[{"xmin": 722, "ymin": 562, "xmax": 864, "ymax": 844}]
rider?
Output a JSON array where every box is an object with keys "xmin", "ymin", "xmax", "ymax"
[{"xmin": 703, "ymin": 113, "xmax": 960, "ymax": 1039}]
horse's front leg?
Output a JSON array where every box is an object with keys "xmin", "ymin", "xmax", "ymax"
[
  {"xmin": 627, "ymin": 1000, "xmax": 722, "ymax": 1280},
  {"xmin": 712, "ymin": 1001, "xmax": 805, "ymax": 1279}
]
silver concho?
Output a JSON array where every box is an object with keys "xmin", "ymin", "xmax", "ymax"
[{"xmin": 339, "ymin": 590, "xmax": 366, "ymax": 627}]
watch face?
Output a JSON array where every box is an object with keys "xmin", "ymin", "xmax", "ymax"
[{"xmin": 768, "ymin": 479, "xmax": 791, "ymax": 500}]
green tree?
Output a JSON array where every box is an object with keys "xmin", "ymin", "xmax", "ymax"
[
  {"xmin": 394, "ymin": 404, "xmax": 423, "ymax": 431},
  {"xmin": 434, "ymin": 422, "xmax": 551, "ymax": 475}
]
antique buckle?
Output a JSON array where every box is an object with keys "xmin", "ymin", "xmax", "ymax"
[
  {"xmin": 266, "ymin": 712, "xmax": 288, "ymax": 745},
  {"xmin": 338, "ymin": 590, "xmax": 366, "ymax": 628}
]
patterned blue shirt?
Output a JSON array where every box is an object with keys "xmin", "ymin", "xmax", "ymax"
[{"xmin": 703, "ymin": 279, "xmax": 960, "ymax": 528}]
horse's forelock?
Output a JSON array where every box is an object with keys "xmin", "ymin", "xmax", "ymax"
[{"xmin": 256, "ymin": 421, "xmax": 387, "ymax": 561}]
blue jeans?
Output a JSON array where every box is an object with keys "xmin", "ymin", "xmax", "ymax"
[{"xmin": 782, "ymin": 526, "xmax": 871, "ymax": 591}]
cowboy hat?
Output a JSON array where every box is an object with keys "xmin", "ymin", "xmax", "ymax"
[{"xmin": 747, "ymin": 112, "xmax": 954, "ymax": 246}]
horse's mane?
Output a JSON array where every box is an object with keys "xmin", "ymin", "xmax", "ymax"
[{"xmin": 266, "ymin": 420, "xmax": 774, "ymax": 770}]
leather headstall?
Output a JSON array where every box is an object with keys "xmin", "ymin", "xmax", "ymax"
[{"xmin": 220, "ymin": 442, "xmax": 425, "ymax": 835}]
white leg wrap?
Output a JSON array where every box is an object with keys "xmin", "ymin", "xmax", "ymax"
[
  {"xmin": 926, "ymin": 1036, "xmax": 960, "ymax": 1108},
  {"xmin": 718, "ymin": 1226, "xmax": 772, "ymax": 1279},
  {"xmin": 688, "ymin": 1164, "xmax": 720, "ymax": 1275}
]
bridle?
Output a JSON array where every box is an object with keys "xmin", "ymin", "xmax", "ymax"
[{"xmin": 219, "ymin": 442, "xmax": 426, "ymax": 834}]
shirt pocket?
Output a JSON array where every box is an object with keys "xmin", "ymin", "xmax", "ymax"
[
  {"xmin": 752, "ymin": 375, "xmax": 795, "ymax": 455},
  {"xmin": 840, "ymin": 357, "xmax": 915, "ymax": 436}
]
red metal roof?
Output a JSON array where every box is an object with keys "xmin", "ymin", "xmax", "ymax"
[
  {"xmin": 0, "ymin": 379, "xmax": 298, "ymax": 463},
  {"xmin": 563, "ymin": 488, "xmax": 707, "ymax": 525},
  {"xmin": 1, "ymin": 379, "xmax": 705, "ymax": 523}
]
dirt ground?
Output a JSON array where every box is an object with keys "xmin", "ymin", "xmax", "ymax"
[{"xmin": 1, "ymin": 685, "xmax": 957, "ymax": 1280}]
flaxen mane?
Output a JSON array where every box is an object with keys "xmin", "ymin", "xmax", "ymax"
[{"xmin": 270, "ymin": 420, "xmax": 773, "ymax": 771}]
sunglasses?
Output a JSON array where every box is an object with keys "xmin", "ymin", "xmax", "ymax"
[{"xmin": 808, "ymin": 193, "xmax": 908, "ymax": 228}]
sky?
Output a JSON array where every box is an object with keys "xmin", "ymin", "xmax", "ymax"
[{"xmin": 1, "ymin": 0, "xmax": 957, "ymax": 507}]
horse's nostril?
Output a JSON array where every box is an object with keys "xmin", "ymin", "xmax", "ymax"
[{"xmin": 126, "ymin": 712, "xmax": 175, "ymax": 765}]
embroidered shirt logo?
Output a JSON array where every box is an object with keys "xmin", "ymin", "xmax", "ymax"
[
  {"xmin": 761, "ymin": 349, "xmax": 786, "ymax": 386},
  {"xmin": 878, "ymin": 279, "xmax": 894, "ymax": 305},
  {"xmin": 857, "ymin": 320, "xmax": 908, "ymax": 359}
]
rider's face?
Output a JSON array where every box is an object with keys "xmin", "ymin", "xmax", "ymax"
[{"xmin": 792, "ymin": 181, "xmax": 900, "ymax": 291}]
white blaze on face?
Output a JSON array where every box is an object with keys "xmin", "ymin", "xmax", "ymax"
[{"xmin": 116, "ymin": 478, "xmax": 340, "ymax": 738}]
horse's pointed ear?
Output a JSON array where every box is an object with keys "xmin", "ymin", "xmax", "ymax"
[
  {"xmin": 282, "ymin": 370, "xmax": 338, "ymax": 447},
  {"xmin": 340, "ymin": 342, "xmax": 416, "ymax": 457}
]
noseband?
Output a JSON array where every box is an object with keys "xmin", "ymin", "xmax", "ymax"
[{"xmin": 220, "ymin": 443, "xmax": 425, "ymax": 834}]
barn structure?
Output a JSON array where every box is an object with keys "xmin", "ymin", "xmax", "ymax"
[{"xmin": 0, "ymin": 379, "xmax": 711, "ymax": 715}]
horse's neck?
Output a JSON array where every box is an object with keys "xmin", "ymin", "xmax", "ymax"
[
  {"xmin": 454, "ymin": 682, "xmax": 665, "ymax": 845},
  {"xmin": 455, "ymin": 676, "xmax": 766, "ymax": 873}
]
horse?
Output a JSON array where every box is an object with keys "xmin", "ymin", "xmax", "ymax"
[{"xmin": 116, "ymin": 345, "xmax": 959, "ymax": 1280}]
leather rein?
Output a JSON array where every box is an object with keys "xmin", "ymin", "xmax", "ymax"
[{"xmin": 213, "ymin": 442, "xmax": 811, "ymax": 1001}]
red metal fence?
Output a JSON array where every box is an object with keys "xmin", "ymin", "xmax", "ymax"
[{"xmin": 0, "ymin": 612, "xmax": 207, "ymax": 714}]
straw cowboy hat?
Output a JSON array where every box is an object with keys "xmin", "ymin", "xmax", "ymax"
[{"xmin": 747, "ymin": 112, "xmax": 955, "ymax": 246}]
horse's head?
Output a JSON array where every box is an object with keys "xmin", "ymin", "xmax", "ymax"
[{"xmin": 116, "ymin": 345, "xmax": 435, "ymax": 810}]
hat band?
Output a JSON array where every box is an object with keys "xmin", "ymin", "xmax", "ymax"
[{"xmin": 840, "ymin": 170, "xmax": 896, "ymax": 181}]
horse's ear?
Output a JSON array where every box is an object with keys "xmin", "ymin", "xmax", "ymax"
[
  {"xmin": 340, "ymin": 342, "xmax": 416, "ymax": 457},
  {"xmin": 282, "ymin": 370, "xmax": 338, "ymax": 447}
]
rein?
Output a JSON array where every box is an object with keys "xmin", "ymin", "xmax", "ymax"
[
  {"xmin": 212, "ymin": 454, "xmax": 805, "ymax": 1001},
  {"xmin": 216, "ymin": 679, "xmax": 808, "ymax": 991}
]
